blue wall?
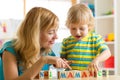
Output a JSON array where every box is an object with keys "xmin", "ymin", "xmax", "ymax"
[{"xmin": 52, "ymin": 42, "xmax": 62, "ymax": 57}]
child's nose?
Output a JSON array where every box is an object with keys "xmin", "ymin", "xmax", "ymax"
[{"xmin": 76, "ymin": 29, "xmax": 81, "ymax": 34}]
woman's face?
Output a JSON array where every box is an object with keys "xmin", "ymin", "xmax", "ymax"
[{"xmin": 40, "ymin": 27, "xmax": 58, "ymax": 49}]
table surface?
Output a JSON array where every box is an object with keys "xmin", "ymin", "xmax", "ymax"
[{"xmin": 34, "ymin": 75, "xmax": 120, "ymax": 80}]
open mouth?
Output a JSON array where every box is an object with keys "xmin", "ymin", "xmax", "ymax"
[{"xmin": 75, "ymin": 36, "xmax": 81, "ymax": 39}]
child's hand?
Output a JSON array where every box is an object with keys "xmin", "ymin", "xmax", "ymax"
[{"xmin": 87, "ymin": 60, "xmax": 99, "ymax": 77}]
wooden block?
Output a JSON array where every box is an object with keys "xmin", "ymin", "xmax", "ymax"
[
  {"xmin": 108, "ymin": 69, "xmax": 115, "ymax": 75},
  {"xmin": 44, "ymin": 71, "xmax": 49, "ymax": 79},
  {"xmin": 67, "ymin": 71, "xmax": 74, "ymax": 78},
  {"xmin": 49, "ymin": 69, "xmax": 58, "ymax": 79},
  {"xmin": 49, "ymin": 71, "xmax": 52, "ymax": 78},
  {"xmin": 58, "ymin": 71, "xmax": 67, "ymax": 79},
  {"xmin": 39, "ymin": 70, "xmax": 111, "ymax": 79},
  {"xmin": 89, "ymin": 71, "xmax": 94, "ymax": 77},
  {"xmin": 39, "ymin": 71, "xmax": 44, "ymax": 78},
  {"xmin": 102, "ymin": 70, "xmax": 108, "ymax": 77},
  {"xmin": 81, "ymin": 70, "xmax": 89, "ymax": 78},
  {"xmin": 97, "ymin": 70, "xmax": 102, "ymax": 77},
  {"xmin": 74, "ymin": 70, "xmax": 81, "ymax": 78}
]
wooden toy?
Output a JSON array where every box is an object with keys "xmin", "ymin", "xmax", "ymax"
[
  {"xmin": 39, "ymin": 71, "xmax": 44, "ymax": 78},
  {"xmin": 97, "ymin": 70, "xmax": 102, "ymax": 77},
  {"xmin": 74, "ymin": 70, "xmax": 81, "ymax": 78},
  {"xmin": 39, "ymin": 69, "xmax": 114, "ymax": 79},
  {"xmin": 81, "ymin": 70, "xmax": 89, "ymax": 78},
  {"xmin": 102, "ymin": 70, "xmax": 109, "ymax": 77},
  {"xmin": 49, "ymin": 68, "xmax": 58, "ymax": 79}
]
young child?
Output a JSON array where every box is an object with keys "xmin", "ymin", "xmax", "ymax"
[{"xmin": 60, "ymin": 3, "xmax": 111, "ymax": 74}]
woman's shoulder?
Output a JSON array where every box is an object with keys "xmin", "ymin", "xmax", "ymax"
[{"xmin": 0, "ymin": 40, "xmax": 16, "ymax": 56}]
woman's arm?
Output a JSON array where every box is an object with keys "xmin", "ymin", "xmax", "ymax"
[
  {"xmin": 3, "ymin": 51, "xmax": 19, "ymax": 80},
  {"xmin": 3, "ymin": 51, "xmax": 71, "ymax": 80},
  {"xmin": 45, "ymin": 56, "xmax": 72, "ymax": 69},
  {"xmin": 2, "ymin": 51, "xmax": 45, "ymax": 80}
]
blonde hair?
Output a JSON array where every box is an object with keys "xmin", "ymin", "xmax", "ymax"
[
  {"xmin": 14, "ymin": 7, "xmax": 59, "ymax": 69},
  {"xmin": 66, "ymin": 3, "xmax": 94, "ymax": 31}
]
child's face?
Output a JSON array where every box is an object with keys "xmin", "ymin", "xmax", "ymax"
[
  {"xmin": 69, "ymin": 23, "xmax": 89, "ymax": 41},
  {"xmin": 40, "ymin": 27, "xmax": 58, "ymax": 49}
]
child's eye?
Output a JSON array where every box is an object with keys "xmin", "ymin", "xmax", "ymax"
[
  {"xmin": 80, "ymin": 28, "xmax": 85, "ymax": 31},
  {"xmin": 80, "ymin": 28, "xmax": 84, "ymax": 30},
  {"xmin": 72, "ymin": 28, "xmax": 76, "ymax": 30}
]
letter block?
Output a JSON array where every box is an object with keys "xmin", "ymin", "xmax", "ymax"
[
  {"xmin": 74, "ymin": 70, "xmax": 81, "ymax": 78},
  {"xmin": 39, "ymin": 69, "xmax": 114, "ymax": 79},
  {"xmin": 102, "ymin": 69, "xmax": 109, "ymax": 77},
  {"xmin": 97, "ymin": 70, "xmax": 102, "ymax": 77},
  {"xmin": 81, "ymin": 70, "xmax": 89, "ymax": 78},
  {"xmin": 58, "ymin": 71, "xmax": 67, "ymax": 79},
  {"xmin": 39, "ymin": 71, "xmax": 44, "ymax": 78},
  {"xmin": 49, "ymin": 69, "xmax": 58, "ymax": 79}
]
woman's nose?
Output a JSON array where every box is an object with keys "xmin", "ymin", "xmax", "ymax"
[{"xmin": 54, "ymin": 33, "xmax": 58, "ymax": 39}]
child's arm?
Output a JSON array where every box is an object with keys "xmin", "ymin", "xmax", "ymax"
[
  {"xmin": 87, "ymin": 49, "xmax": 111, "ymax": 76},
  {"xmin": 93, "ymin": 49, "xmax": 111, "ymax": 63}
]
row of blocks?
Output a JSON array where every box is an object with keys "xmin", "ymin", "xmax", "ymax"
[{"xmin": 37, "ymin": 69, "xmax": 114, "ymax": 79}]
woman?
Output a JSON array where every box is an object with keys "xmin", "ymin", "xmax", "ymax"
[{"xmin": 0, "ymin": 7, "xmax": 71, "ymax": 80}]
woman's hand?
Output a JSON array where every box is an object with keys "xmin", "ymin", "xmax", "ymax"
[
  {"xmin": 44, "ymin": 56, "xmax": 72, "ymax": 70},
  {"xmin": 63, "ymin": 58, "xmax": 72, "ymax": 65}
]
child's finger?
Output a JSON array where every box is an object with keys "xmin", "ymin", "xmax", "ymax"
[{"xmin": 93, "ymin": 64, "xmax": 99, "ymax": 72}]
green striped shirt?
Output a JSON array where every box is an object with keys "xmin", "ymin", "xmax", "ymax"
[{"xmin": 60, "ymin": 32, "xmax": 108, "ymax": 70}]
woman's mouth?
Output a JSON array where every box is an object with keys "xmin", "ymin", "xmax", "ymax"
[{"xmin": 49, "ymin": 41, "xmax": 55, "ymax": 44}]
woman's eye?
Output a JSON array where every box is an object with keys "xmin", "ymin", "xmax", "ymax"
[
  {"xmin": 48, "ymin": 32, "xmax": 53, "ymax": 35},
  {"xmin": 48, "ymin": 31, "xmax": 54, "ymax": 35}
]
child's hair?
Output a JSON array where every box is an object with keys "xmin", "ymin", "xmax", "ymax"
[{"xmin": 66, "ymin": 3, "xmax": 94, "ymax": 31}]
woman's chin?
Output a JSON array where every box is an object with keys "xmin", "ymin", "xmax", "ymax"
[{"xmin": 47, "ymin": 45, "xmax": 53, "ymax": 48}]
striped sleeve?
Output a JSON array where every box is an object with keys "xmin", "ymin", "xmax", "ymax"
[
  {"xmin": 95, "ymin": 34, "xmax": 109, "ymax": 54},
  {"xmin": 60, "ymin": 38, "xmax": 68, "ymax": 58}
]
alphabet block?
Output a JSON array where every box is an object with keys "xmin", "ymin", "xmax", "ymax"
[
  {"xmin": 38, "ymin": 69, "xmax": 114, "ymax": 79},
  {"xmin": 108, "ymin": 69, "xmax": 114, "ymax": 75},
  {"xmin": 81, "ymin": 70, "xmax": 89, "ymax": 78},
  {"xmin": 44, "ymin": 71, "xmax": 49, "ymax": 79},
  {"xmin": 74, "ymin": 70, "xmax": 81, "ymax": 78},
  {"xmin": 97, "ymin": 70, "xmax": 102, "ymax": 77},
  {"xmin": 39, "ymin": 71, "xmax": 44, "ymax": 78},
  {"xmin": 102, "ymin": 69, "xmax": 109, "ymax": 77},
  {"xmin": 49, "ymin": 69, "xmax": 58, "ymax": 79},
  {"xmin": 58, "ymin": 71, "xmax": 67, "ymax": 79}
]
